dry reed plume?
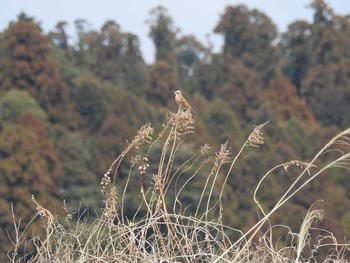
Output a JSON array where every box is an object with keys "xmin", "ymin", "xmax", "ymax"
[{"xmin": 7, "ymin": 108, "xmax": 350, "ymax": 262}]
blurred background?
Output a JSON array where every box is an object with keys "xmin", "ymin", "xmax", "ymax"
[{"xmin": 1, "ymin": 0, "xmax": 350, "ymax": 260}]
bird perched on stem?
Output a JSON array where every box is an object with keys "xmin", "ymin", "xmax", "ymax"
[{"xmin": 174, "ymin": 90, "xmax": 196, "ymax": 113}]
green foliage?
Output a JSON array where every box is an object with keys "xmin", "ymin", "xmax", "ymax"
[
  {"xmin": 190, "ymin": 53, "xmax": 233, "ymax": 101},
  {"xmin": 200, "ymin": 98, "xmax": 243, "ymax": 145},
  {"xmin": 72, "ymin": 74, "xmax": 107, "ymax": 132},
  {"xmin": 145, "ymin": 59, "xmax": 179, "ymax": 106},
  {"xmin": 220, "ymin": 62, "xmax": 263, "ymax": 121},
  {"xmin": 0, "ymin": 13, "xmax": 78, "ymax": 127},
  {"xmin": 54, "ymin": 127, "xmax": 101, "ymax": 217},
  {"xmin": 176, "ymin": 35, "xmax": 206, "ymax": 71},
  {"xmin": 281, "ymin": 20, "xmax": 312, "ymax": 89},
  {"xmin": 49, "ymin": 21, "xmax": 69, "ymax": 51},
  {"xmin": 175, "ymin": 35, "xmax": 207, "ymax": 88},
  {"xmin": 67, "ymin": 19, "xmax": 146, "ymax": 91},
  {"xmin": 147, "ymin": 6, "xmax": 177, "ymax": 62},
  {"xmin": 282, "ymin": 0, "xmax": 350, "ymax": 128},
  {"xmin": 341, "ymin": 210, "xmax": 350, "ymax": 238},
  {"xmin": 1, "ymin": 2, "xmax": 350, "ymax": 260},
  {"xmin": 49, "ymin": 44, "xmax": 81, "ymax": 85},
  {"xmin": 301, "ymin": 65, "xmax": 350, "ymax": 128},
  {"xmin": 214, "ymin": 5, "xmax": 279, "ymax": 83},
  {"xmin": 0, "ymin": 90, "xmax": 48, "ymax": 128}
]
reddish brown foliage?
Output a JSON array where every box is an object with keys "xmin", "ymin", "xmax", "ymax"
[
  {"xmin": 219, "ymin": 62, "xmax": 263, "ymax": 121},
  {"xmin": 0, "ymin": 14, "xmax": 78, "ymax": 127},
  {"xmin": 266, "ymin": 77, "xmax": 318, "ymax": 132},
  {"xmin": 0, "ymin": 113, "xmax": 62, "ymax": 259}
]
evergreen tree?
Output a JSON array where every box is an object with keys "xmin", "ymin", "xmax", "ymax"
[
  {"xmin": 147, "ymin": 6, "xmax": 178, "ymax": 63},
  {"xmin": 218, "ymin": 61, "xmax": 263, "ymax": 122},
  {"xmin": 145, "ymin": 60, "xmax": 179, "ymax": 106},
  {"xmin": 190, "ymin": 53, "xmax": 227, "ymax": 100},
  {"xmin": 0, "ymin": 90, "xmax": 48, "ymax": 128},
  {"xmin": 282, "ymin": 0, "xmax": 350, "ymax": 128},
  {"xmin": 0, "ymin": 13, "xmax": 77, "ymax": 127},
  {"xmin": 72, "ymin": 74, "xmax": 107, "ymax": 132},
  {"xmin": 300, "ymin": 0, "xmax": 350, "ymax": 128},
  {"xmin": 120, "ymin": 33, "xmax": 147, "ymax": 93},
  {"xmin": 54, "ymin": 127, "xmax": 101, "ymax": 219},
  {"xmin": 73, "ymin": 19, "xmax": 96, "ymax": 65},
  {"xmin": 49, "ymin": 21, "xmax": 69, "ymax": 52},
  {"xmin": 309, "ymin": 0, "xmax": 336, "ymax": 66},
  {"xmin": 281, "ymin": 20, "xmax": 312, "ymax": 90},
  {"xmin": 175, "ymin": 35, "xmax": 207, "ymax": 90},
  {"xmin": 214, "ymin": 5, "xmax": 279, "ymax": 83},
  {"xmin": 72, "ymin": 19, "xmax": 146, "ymax": 90},
  {"xmin": 265, "ymin": 77, "xmax": 317, "ymax": 131},
  {"xmin": 145, "ymin": 6, "xmax": 180, "ymax": 105},
  {"xmin": 0, "ymin": 114, "xmax": 62, "ymax": 259}
]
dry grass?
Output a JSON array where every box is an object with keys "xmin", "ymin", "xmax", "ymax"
[{"xmin": 7, "ymin": 109, "xmax": 350, "ymax": 262}]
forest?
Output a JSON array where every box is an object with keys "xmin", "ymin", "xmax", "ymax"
[{"xmin": 0, "ymin": 0, "xmax": 350, "ymax": 261}]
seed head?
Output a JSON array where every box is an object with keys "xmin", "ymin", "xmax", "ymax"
[{"xmin": 247, "ymin": 121, "xmax": 269, "ymax": 147}]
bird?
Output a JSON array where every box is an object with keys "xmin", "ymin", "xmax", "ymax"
[{"xmin": 174, "ymin": 90, "xmax": 193, "ymax": 112}]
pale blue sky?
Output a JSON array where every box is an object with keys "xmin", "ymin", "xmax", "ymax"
[{"xmin": 1, "ymin": 1, "xmax": 350, "ymax": 63}]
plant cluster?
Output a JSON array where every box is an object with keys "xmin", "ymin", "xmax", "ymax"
[{"xmin": 7, "ymin": 109, "xmax": 350, "ymax": 262}]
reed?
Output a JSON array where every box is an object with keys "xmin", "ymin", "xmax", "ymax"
[{"xmin": 8, "ymin": 109, "xmax": 350, "ymax": 262}]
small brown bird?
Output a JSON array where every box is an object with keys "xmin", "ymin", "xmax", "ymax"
[{"xmin": 174, "ymin": 90, "xmax": 192, "ymax": 111}]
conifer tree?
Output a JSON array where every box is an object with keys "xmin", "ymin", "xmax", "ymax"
[
  {"xmin": 0, "ymin": 114, "xmax": 62, "ymax": 259},
  {"xmin": 214, "ymin": 5, "xmax": 279, "ymax": 83},
  {"xmin": 146, "ymin": 6, "xmax": 180, "ymax": 106},
  {"xmin": 0, "ymin": 13, "xmax": 77, "ymax": 126}
]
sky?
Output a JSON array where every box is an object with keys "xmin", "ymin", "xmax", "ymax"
[{"xmin": 1, "ymin": 1, "xmax": 350, "ymax": 63}]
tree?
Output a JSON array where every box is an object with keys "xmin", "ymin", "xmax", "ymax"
[
  {"xmin": 54, "ymin": 127, "xmax": 101, "ymax": 219},
  {"xmin": 119, "ymin": 33, "xmax": 146, "ymax": 93},
  {"xmin": 0, "ymin": 90, "xmax": 48, "ymax": 128},
  {"xmin": 190, "ymin": 52, "xmax": 231, "ymax": 101},
  {"xmin": 71, "ymin": 19, "xmax": 146, "ymax": 90},
  {"xmin": 0, "ymin": 114, "xmax": 62, "ymax": 259},
  {"xmin": 49, "ymin": 21, "xmax": 69, "ymax": 52},
  {"xmin": 190, "ymin": 60, "xmax": 216, "ymax": 100},
  {"xmin": 175, "ymin": 35, "xmax": 207, "ymax": 91},
  {"xmin": 265, "ymin": 77, "xmax": 317, "ymax": 132},
  {"xmin": 145, "ymin": 60, "xmax": 179, "ymax": 106},
  {"xmin": 214, "ymin": 5, "xmax": 279, "ymax": 83},
  {"xmin": 0, "ymin": 13, "xmax": 77, "ymax": 127},
  {"xmin": 96, "ymin": 20, "xmax": 124, "ymax": 82},
  {"xmin": 145, "ymin": 6, "xmax": 181, "ymax": 105},
  {"xmin": 298, "ymin": 1, "xmax": 350, "ymax": 128},
  {"xmin": 281, "ymin": 1, "xmax": 350, "ymax": 128},
  {"xmin": 176, "ymin": 35, "xmax": 206, "ymax": 75},
  {"xmin": 281, "ymin": 20, "xmax": 312, "ymax": 90},
  {"xmin": 301, "ymin": 65, "xmax": 350, "ymax": 128},
  {"xmin": 147, "ymin": 6, "xmax": 178, "ymax": 63},
  {"xmin": 72, "ymin": 74, "xmax": 107, "ymax": 132},
  {"xmin": 309, "ymin": 0, "xmax": 337, "ymax": 66},
  {"xmin": 73, "ymin": 19, "xmax": 97, "ymax": 65},
  {"xmin": 218, "ymin": 62, "xmax": 263, "ymax": 122},
  {"xmin": 95, "ymin": 115, "xmax": 132, "ymax": 173},
  {"xmin": 200, "ymin": 98, "xmax": 243, "ymax": 145}
]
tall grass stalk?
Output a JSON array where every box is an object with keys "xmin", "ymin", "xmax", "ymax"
[{"xmin": 8, "ymin": 110, "xmax": 350, "ymax": 262}]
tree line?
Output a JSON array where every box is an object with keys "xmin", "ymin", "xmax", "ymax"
[{"xmin": 0, "ymin": 0, "xmax": 350, "ymax": 259}]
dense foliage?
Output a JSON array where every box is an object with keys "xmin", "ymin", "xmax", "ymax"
[{"xmin": 0, "ymin": 0, "xmax": 349, "ymax": 260}]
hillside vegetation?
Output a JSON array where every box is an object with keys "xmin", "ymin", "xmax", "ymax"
[{"xmin": 0, "ymin": 0, "xmax": 350, "ymax": 261}]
